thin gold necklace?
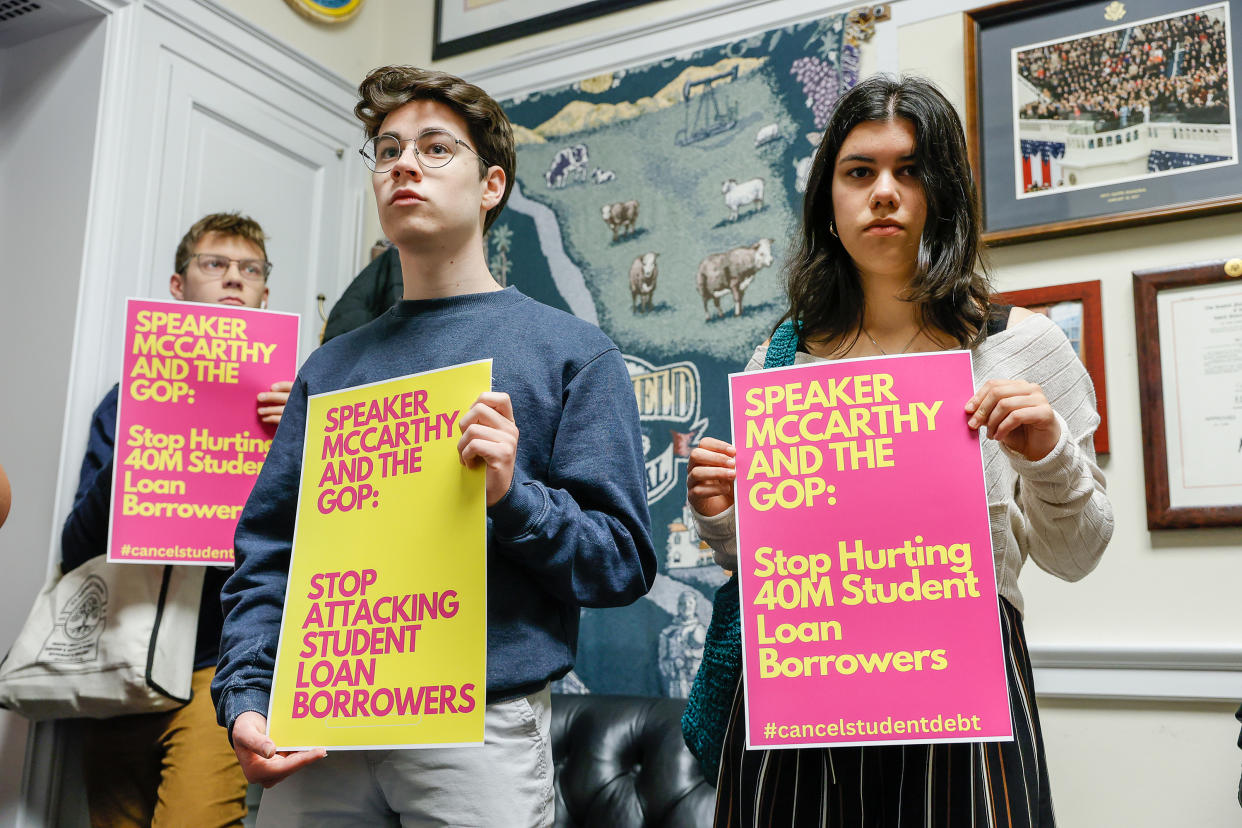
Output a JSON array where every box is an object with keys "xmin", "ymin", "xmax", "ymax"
[{"xmin": 861, "ymin": 325, "xmax": 924, "ymax": 355}]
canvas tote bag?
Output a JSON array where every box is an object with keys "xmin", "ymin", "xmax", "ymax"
[{"xmin": 0, "ymin": 557, "xmax": 203, "ymax": 720}]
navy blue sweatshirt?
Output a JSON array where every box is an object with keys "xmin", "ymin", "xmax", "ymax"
[
  {"xmin": 212, "ymin": 287, "xmax": 655, "ymax": 731},
  {"xmin": 61, "ymin": 385, "xmax": 227, "ymax": 671}
]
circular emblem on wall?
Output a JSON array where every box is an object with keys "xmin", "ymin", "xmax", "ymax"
[{"xmin": 284, "ymin": 0, "xmax": 364, "ymax": 24}]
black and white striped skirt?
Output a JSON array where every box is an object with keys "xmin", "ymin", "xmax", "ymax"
[{"xmin": 713, "ymin": 598, "xmax": 1055, "ymax": 827}]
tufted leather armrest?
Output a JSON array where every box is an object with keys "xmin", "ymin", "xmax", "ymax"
[{"xmin": 551, "ymin": 693, "xmax": 716, "ymax": 828}]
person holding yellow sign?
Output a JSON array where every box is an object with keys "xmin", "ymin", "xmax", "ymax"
[{"xmin": 212, "ymin": 67, "xmax": 656, "ymax": 827}]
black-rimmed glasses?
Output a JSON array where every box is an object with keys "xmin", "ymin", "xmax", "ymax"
[{"xmin": 358, "ymin": 129, "xmax": 490, "ymax": 174}]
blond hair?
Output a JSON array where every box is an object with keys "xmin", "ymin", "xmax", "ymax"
[{"xmin": 174, "ymin": 213, "xmax": 268, "ymax": 276}]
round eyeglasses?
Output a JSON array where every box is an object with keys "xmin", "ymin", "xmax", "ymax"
[
  {"xmin": 359, "ymin": 130, "xmax": 490, "ymax": 174},
  {"xmin": 188, "ymin": 253, "xmax": 271, "ymax": 282}
]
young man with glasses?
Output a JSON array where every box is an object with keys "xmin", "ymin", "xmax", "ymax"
[
  {"xmin": 213, "ymin": 66, "xmax": 655, "ymax": 827},
  {"xmin": 62, "ymin": 212, "xmax": 290, "ymax": 827}
]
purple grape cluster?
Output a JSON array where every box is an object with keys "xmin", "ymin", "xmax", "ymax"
[{"xmin": 791, "ymin": 56, "xmax": 840, "ymax": 128}]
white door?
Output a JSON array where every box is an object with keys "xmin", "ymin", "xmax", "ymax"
[{"xmin": 154, "ymin": 54, "xmax": 356, "ymax": 354}]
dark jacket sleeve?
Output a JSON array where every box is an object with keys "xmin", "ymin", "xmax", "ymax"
[
  {"xmin": 61, "ymin": 386, "xmax": 120, "ymax": 572},
  {"xmin": 487, "ymin": 348, "xmax": 656, "ymax": 608},
  {"xmin": 211, "ymin": 376, "xmax": 308, "ymax": 733},
  {"xmin": 321, "ymin": 247, "xmax": 403, "ymax": 344}
]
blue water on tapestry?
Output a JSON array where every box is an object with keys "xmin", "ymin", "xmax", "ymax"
[{"xmin": 493, "ymin": 13, "xmax": 857, "ymax": 697}]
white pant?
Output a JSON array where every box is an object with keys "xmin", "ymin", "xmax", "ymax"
[{"xmin": 256, "ymin": 686, "xmax": 553, "ymax": 828}]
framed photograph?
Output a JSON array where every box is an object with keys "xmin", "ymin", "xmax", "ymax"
[
  {"xmin": 1133, "ymin": 258, "xmax": 1242, "ymax": 528},
  {"xmin": 994, "ymin": 280, "xmax": 1110, "ymax": 453},
  {"xmin": 964, "ymin": 0, "xmax": 1242, "ymax": 245},
  {"xmin": 433, "ymin": 0, "xmax": 660, "ymax": 59}
]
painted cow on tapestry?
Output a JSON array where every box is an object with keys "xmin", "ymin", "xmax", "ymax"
[
  {"xmin": 545, "ymin": 143, "xmax": 589, "ymax": 188},
  {"xmin": 695, "ymin": 238, "xmax": 774, "ymax": 320},
  {"xmin": 629, "ymin": 252, "xmax": 659, "ymax": 314},
  {"xmin": 601, "ymin": 200, "xmax": 639, "ymax": 242},
  {"xmin": 721, "ymin": 177, "xmax": 764, "ymax": 221}
]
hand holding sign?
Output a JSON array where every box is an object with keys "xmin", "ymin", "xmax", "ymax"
[
  {"xmin": 258, "ymin": 381, "xmax": 294, "ymax": 425},
  {"xmin": 965, "ymin": 379, "xmax": 1060, "ymax": 462},
  {"xmin": 456, "ymin": 391, "xmax": 518, "ymax": 507},
  {"xmin": 231, "ymin": 710, "xmax": 326, "ymax": 787},
  {"xmin": 687, "ymin": 437, "xmax": 737, "ymax": 517}
]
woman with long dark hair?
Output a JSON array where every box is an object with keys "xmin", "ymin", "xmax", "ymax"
[{"xmin": 687, "ymin": 75, "xmax": 1113, "ymax": 826}]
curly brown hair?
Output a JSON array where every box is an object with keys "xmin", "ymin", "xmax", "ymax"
[
  {"xmin": 355, "ymin": 66, "xmax": 515, "ymax": 233},
  {"xmin": 174, "ymin": 213, "xmax": 268, "ymax": 277}
]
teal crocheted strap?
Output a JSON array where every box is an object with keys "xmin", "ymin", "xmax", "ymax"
[
  {"xmin": 681, "ymin": 573, "xmax": 741, "ymax": 780},
  {"xmin": 764, "ymin": 320, "xmax": 800, "ymax": 369}
]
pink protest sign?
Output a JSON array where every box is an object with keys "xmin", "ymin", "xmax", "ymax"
[
  {"xmin": 108, "ymin": 298, "xmax": 299, "ymax": 565},
  {"xmin": 729, "ymin": 350, "xmax": 1011, "ymax": 750}
]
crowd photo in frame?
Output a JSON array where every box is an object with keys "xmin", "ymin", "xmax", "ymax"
[
  {"xmin": 965, "ymin": 0, "xmax": 1242, "ymax": 244},
  {"xmin": 994, "ymin": 280, "xmax": 1110, "ymax": 453},
  {"xmin": 1133, "ymin": 258, "xmax": 1242, "ymax": 528},
  {"xmin": 432, "ymin": 0, "xmax": 660, "ymax": 59}
]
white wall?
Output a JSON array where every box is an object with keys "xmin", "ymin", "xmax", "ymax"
[
  {"xmin": 1040, "ymin": 698, "xmax": 1240, "ymax": 827},
  {"xmin": 0, "ymin": 15, "xmax": 108, "ymax": 827}
]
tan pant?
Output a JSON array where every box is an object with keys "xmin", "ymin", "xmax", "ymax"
[{"xmin": 81, "ymin": 667, "xmax": 248, "ymax": 828}]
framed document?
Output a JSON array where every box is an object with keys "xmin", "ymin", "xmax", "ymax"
[
  {"xmin": 965, "ymin": 0, "xmax": 1242, "ymax": 245},
  {"xmin": 1133, "ymin": 258, "xmax": 1242, "ymax": 528},
  {"xmin": 994, "ymin": 280, "xmax": 1109, "ymax": 453}
]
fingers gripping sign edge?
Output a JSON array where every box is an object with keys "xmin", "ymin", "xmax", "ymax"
[
  {"xmin": 232, "ymin": 710, "xmax": 327, "ymax": 788},
  {"xmin": 687, "ymin": 437, "xmax": 738, "ymax": 517},
  {"xmin": 456, "ymin": 391, "xmax": 519, "ymax": 507}
]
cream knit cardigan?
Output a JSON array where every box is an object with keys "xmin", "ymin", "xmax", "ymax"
[{"xmin": 694, "ymin": 312, "xmax": 1114, "ymax": 615}]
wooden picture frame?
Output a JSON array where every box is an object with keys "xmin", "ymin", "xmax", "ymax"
[
  {"xmin": 432, "ymin": 0, "xmax": 659, "ymax": 59},
  {"xmin": 994, "ymin": 280, "xmax": 1109, "ymax": 454},
  {"xmin": 964, "ymin": 0, "xmax": 1242, "ymax": 245},
  {"xmin": 1133, "ymin": 258, "xmax": 1242, "ymax": 529}
]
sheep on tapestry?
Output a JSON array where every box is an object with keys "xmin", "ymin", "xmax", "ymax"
[
  {"xmin": 695, "ymin": 238, "xmax": 774, "ymax": 320},
  {"xmin": 722, "ymin": 177, "xmax": 765, "ymax": 221},
  {"xmin": 754, "ymin": 123, "xmax": 780, "ymax": 146}
]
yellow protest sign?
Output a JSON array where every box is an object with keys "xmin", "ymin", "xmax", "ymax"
[{"xmin": 268, "ymin": 360, "xmax": 490, "ymax": 749}]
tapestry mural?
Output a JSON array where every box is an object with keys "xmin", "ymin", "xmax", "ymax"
[{"xmin": 493, "ymin": 10, "xmax": 870, "ymax": 696}]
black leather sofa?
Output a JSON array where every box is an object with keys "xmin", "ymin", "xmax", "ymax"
[{"xmin": 551, "ymin": 693, "xmax": 716, "ymax": 827}]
